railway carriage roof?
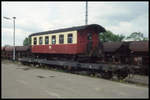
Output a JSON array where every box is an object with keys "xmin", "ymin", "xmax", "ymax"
[
  {"xmin": 129, "ymin": 41, "xmax": 149, "ymax": 52},
  {"xmin": 103, "ymin": 42, "xmax": 123, "ymax": 52},
  {"xmin": 4, "ymin": 46, "xmax": 30, "ymax": 52},
  {"xmin": 29, "ymin": 24, "xmax": 106, "ymax": 37},
  {"xmin": 103, "ymin": 41, "xmax": 149, "ymax": 52}
]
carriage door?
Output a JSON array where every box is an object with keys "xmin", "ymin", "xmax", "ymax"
[{"xmin": 87, "ymin": 33, "xmax": 93, "ymax": 55}]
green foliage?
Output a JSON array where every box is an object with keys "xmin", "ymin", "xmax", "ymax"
[
  {"xmin": 126, "ymin": 32, "xmax": 148, "ymax": 41},
  {"xmin": 143, "ymin": 37, "xmax": 149, "ymax": 41},
  {"xmin": 99, "ymin": 31, "xmax": 148, "ymax": 42},
  {"xmin": 4, "ymin": 44, "xmax": 11, "ymax": 47},
  {"xmin": 99, "ymin": 30, "xmax": 125, "ymax": 42},
  {"xmin": 23, "ymin": 37, "xmax": 31, "ymax": 46}
]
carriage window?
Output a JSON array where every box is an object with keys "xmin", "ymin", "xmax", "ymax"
[
  {"xmin": 68, "ymin": 34, "xmax": 73, "ymax": 43},
  {"xmin": 39, "ymin": 37, "xmax": 43, "ymax": 44},
  {"xmin": 34, "ymin": 37, "xmax": 37, "ymax": 45},
  {"xmin": 52, "ymin": 35, "xmax": 56, "ymax": 44},
  {"xmin": 45, "ymin": 36, "xmax": 49, "ymax": 44},
  {"xmin": 88, "ymin": 33, "xmax": 92, "ymax": 40},
  {"xmin": 59, "ymin": 35, "xmax": 64, "ymax": 44}
]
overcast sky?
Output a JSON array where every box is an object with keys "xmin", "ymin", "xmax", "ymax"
[{"xmin": 2, "ymin": 1, "xmax": 149, "ymax": 46}]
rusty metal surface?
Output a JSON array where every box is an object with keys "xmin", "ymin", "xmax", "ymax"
[
  {"xmin": 15, "ymin": 46, "xmax": 30, "ymax": 51},
  {"xmin": 103, "ymin": 42, "xmax": 123, "ymax": 52},
  {"xmin": 103, "ymin": 41, "xmax": 149, "ymax": 53},
  {"xmin": 1, "ymin": 47, "xmax": 4, "ymax": 51},
  {"xmin": 5, "ymin": 46, "xmax": 30, "ymax": 52},
  {"xmin": 5, "ymin": 46, "xmax": 13, "ymax": 52},
  {"xmin": 129, "ymin": 41, "xmax": 149, "ymax": 52}
]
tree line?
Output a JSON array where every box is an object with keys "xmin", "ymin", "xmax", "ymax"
[{"xmin": 99, "ymin": 30, "xmax": 148, "ymax": 42}]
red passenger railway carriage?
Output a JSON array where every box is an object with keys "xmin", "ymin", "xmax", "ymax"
[
  {"xmin": 29, "ymin": 24, "xmax": 105, "ymax": 56},
  {"xmin": 2, "ymin": 24, "xmax": 149, "ymax": 78}
]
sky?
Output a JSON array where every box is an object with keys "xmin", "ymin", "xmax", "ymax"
[{"xmin": 1, "ymin": 1, "xmax": 149, "ymax": 46}]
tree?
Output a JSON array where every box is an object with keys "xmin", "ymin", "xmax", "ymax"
[
  {"xmin": 143, "ymin": 37, "xmax": 149, "ymax": 41},
  {"xmin": 99, "ymin": 30, "xmax": 125, "ymax": 42},
  {"xmin": 115, "ymin": 34, "xmax": 126, "ymax": 41},
  {"xmin": 4, "ymin": 44, "xmax": 11, "ymax": 47},
  {"xmin": 126, "ymin": 32, "xmax": 148, "ymax": 41},
  {"xmin": 23, "ymin": 37, "xmax": 31, "ymax": 46}
]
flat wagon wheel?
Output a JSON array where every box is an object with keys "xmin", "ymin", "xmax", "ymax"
[
  {"xmin": 116, "ymin": 69, "xmax": 129, "ymax": 80},
  {"xmin": 21, "ymin": 61, "xmax": 26, "ymax": 65},
  {"xmin": 100, "ymin": 71, "xmax": 113, "ymax": 79},
  {"xmin": 117, "ymin": 73, "xmax": 128, "ymax": 80}
]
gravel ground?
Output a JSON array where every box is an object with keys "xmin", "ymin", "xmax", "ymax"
[
  {"xmin": 124, "ymin": 74, "xmax": 149, "ymax": 85},
  {"xmin": 2, "ymin": 60, "xmax": 149, "ymax": 98}
]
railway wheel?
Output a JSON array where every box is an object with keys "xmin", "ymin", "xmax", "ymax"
[
  {"xmin": 116, "ymin": 70, "xmax": 128, "ymax": 80},
  {"xmin": 21, "ymin": 62, "xmax": 26, "ymax": 65},
  {"xmin": 100, "ymin": 71, "xmax": 113, "ymax": 79}
]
